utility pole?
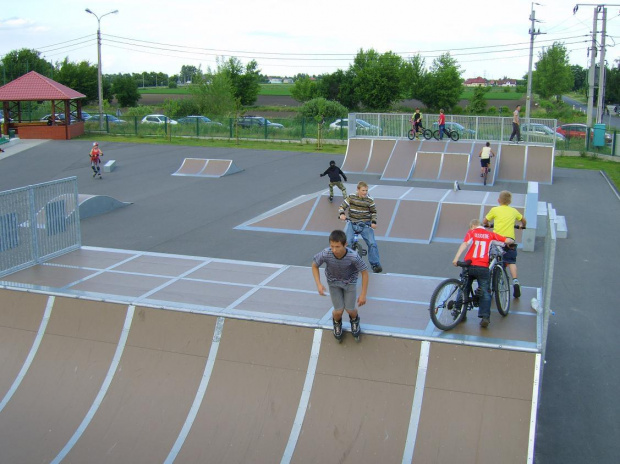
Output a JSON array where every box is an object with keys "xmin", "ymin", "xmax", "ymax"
[
  {"xmin": 596, "ymin": 7, "xmax": 607, "ymax": 123},
  {"xmin": 586, "ymin": 8, "xmax": 598, "ymax": 128},
  {"xmin": 525, "ymin": 3, "xmax": 543, "ymax": 121}
]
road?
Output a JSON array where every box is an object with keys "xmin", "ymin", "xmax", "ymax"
[{"xmin": 562, "ymin": 95, "xmax": 620, "ymax": 130}]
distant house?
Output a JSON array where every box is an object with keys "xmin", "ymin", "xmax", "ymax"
[
  {"xmin": 268, "ymin": 77, "xmax": 283, "ymax": 84},
  {"xmin": 497, "ymin": 79, "xmax": 517, "ymax": 87},
  {"xmin": 282, "ymin": 78, "xmax": 294, "ymax": 84},
  {"xmin": 464, "ymin": 77, "xmax": 488, "ymax": 87}
]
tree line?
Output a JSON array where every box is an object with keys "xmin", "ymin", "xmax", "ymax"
[{"xmin": 1, "ymin": 43, "xmax": 618, "ymax": 120}]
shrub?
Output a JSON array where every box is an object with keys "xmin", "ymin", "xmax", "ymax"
[{"xmin": 298, "ymin": 97, "xmax": 348, "ymax": 120}]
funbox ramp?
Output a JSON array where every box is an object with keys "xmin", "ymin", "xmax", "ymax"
[{"xmin": 172, "ymin": 158, "xmax": 243, "ymax": 177}]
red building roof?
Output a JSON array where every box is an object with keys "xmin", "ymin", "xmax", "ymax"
[{"xmin": 0, "ymin": 71, "xmax": 86, "ymax": 101}]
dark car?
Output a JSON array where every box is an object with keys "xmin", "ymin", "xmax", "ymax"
[
  {"xmin": 178, "ymin": 115, "xmax": 223, "ymax": 126},
  {"xmin": 88, "ymin": 114, "xmax": 126, "ymax": 124},
  {"xmin": 237, "ymin": 116, "xmax": 284, "ymax": 129}
]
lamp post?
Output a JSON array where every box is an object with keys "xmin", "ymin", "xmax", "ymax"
[{"xmin": 85, "ymin": 8, "xmax": 118, "ymax": 130}]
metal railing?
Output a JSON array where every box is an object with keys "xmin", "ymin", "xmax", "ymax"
[{"xmin": 0, "ymin": 177, "xmax": 80, "ymax": 278}]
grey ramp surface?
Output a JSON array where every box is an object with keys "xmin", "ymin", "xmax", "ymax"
[
  {"xmin": 0, "ymin": 288, "xmax": 538, "ymax": 464},
  {"xmin": 78, "ymin": 194, "xmax": 132, "ymax": 219},
  {"xmin": 172, "ymin": 158, "xmax": 243, "ymax": 177}
]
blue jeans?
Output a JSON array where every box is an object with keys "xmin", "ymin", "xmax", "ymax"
[
  {"xmin": 467, "ymin": 266, "xmax": 491, "ymax": 319},
  {"xmin": 439, "ymin": 124, "xmax": 445, "ymax": 140},
  {"xmin": 345, "ymin": 221, "xmax": 381, "ymax": 268}
]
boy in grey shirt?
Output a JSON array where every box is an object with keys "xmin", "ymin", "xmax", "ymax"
[{"xmin": 312, "ymin": 229, "xmax": 369, "ymax": 341}]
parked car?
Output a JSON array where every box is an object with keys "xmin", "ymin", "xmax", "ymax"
[
  {"xmin": 431, "ymin": 121, "xmax": 476, "ymax": 138},
  {"xmin": 88, "ymin": 114, "xmax": 126, "ymax": 124},
  {"xmin": 520, "ymin": 123, "xmax": 565, "ymax": 142},
  {"xmin": 556, "ymin": 123, "xmax": 611, "ymax": 144},
  {"xmin": 177, "ymin": 115, "xmax": 223, "ymax": 126},
  {"xmin": 236, "ymin": 116, "xmax": 283, "ymax": 129},
  {"xmin": 329, "ymin": 118, "xmax": 382, "ymax": 135},
  {"xmin": 141, "ymin": 114, "xmax": 178, "ymax": 125}
]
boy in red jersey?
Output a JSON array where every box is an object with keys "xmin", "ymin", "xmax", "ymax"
[{"xmin": 452, "ymin": 219, "xmax": 514, "ymax": 328}]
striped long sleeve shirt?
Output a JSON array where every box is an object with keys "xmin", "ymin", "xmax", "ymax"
[{"xmin": 338, "ymin": 194, "xmax": 377, "ymax": 224}]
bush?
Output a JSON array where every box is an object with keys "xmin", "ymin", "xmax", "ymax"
[{"xmin": 298, "ymin": 97, "xmax": 348, "ymax": 120}]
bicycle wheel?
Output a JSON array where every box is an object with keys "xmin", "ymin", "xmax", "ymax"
[
  {"xmin": 422, "ymin": 128, "xmax": 433, "ymax": 140},
  {"xmin": 432, "ymin": 129, "xmax": 440, "ymax": 140},
  {"xmin": 483, "ymin": 168, "xmax": 488, "ymax": 186},
  {"xmin": 429, "ymin": 278, "xmax": 467, "ymax": 330},
  {"xmin": 449, "ymin": 130, "xmax": 459, "ymax": 141},
  {"xmin": 407, "ymin": 129, "xmax": 415, "ymax": 140},
  {"xmin": 493, "ymin": 265, "xmax": 511, "ymax": 316}
]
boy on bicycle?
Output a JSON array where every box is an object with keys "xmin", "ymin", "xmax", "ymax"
[
  {"xmin": 312, "ymin": 229, "xmax": 368, "ymax": 341},
  {"xmin": 478, "ymin": 142, "xmax": 495, "ymax": 177},
  {"xmin": 410, "ymin": 108, "xmax": 423, "ymax": 138},
  {"xmin": 338, "ymin": 181, "xmax": 383, "ymax": 273},
  {"xmin": 452, "ymin": 219, "xmax": 514, "ymax": 328},
  {"xmin": 483, "ymin": 190, "xmax": 527, "ymax": 298}
]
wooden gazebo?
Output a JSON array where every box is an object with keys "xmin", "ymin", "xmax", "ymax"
[{"xmin": 0, "ymin": 71, "xmax": 87, "ymax": 140}]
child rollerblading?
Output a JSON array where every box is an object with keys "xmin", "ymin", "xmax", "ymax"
[
  {"xmin": 89, "ymin": 142, "xmax": 103, "ymax": 179},
  {"xmin": 320, "ymin": 160, "xmax": 347, "ymax": 202},
  {"xmin": 312, "ymin": 229, "xmax": 369, "ymax": 342}
]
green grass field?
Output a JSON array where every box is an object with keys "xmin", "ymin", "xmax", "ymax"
[{"xmin": 138, "ymin": 85, "xmax": 522, "ymax": 100}]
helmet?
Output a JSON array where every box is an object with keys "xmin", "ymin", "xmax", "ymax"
[
  {"xmin": 93, "ymin": 142, "xmax": 98, "ymax": 146},
  {"xmin": 329, "ymin": 160, "xmax": 336, "ymax": 166}
]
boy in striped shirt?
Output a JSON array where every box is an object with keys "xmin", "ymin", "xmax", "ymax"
[{"xmin": 312, "ymin": 229, "xmax": 369, "ymax": 341}]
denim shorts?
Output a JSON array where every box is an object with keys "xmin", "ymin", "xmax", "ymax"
[
  {"xmin": 503, "ymin": 246, "xmax": 517, "ymax": 264},
  {"xmin": 328, "ymin": 283, "xmax": 357, "ymax": 310}
]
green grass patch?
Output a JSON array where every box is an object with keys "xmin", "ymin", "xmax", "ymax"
[
  {"xmin": 138, "ymin": 87, "xmax": 190, "ymax": 95},
  {"xmin": 259, "ymin": 84, "xmax": 294, "ymax": 96},
  {"xmin": 460, "ymin": 90, "xmax": 524, "ymax": 100},
  {"xmin": 76, "ymin": 134, "xmax": 346, "ymax": 155},
  {"xmin": 554, "ymin": 154, "xmax": 620, "ymax": 189}
]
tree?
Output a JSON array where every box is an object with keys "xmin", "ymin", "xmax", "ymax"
[
  {"xmin": 298, "ymin": 97, "xmax": 347, "ymax": 120},
  {"xmin": 570, "ymin": 65, "xmax": 587, "ymax": 93},
  {"xmin": 290, "ymin": 76, "xmax": 318, "ymax": 103},
  {"xmin": 1, "ymin": 48, "xmax": 53, "ymax": 83},
  {"xmin": 189, "ymin": 67, "xmax": 236, "ymax": 117},
  {"xmin": 350, "ymin": 49, "xmax": 404, "ymax": 111},
  {"xmin": 112, "ymin": 74, "xmax": 141, "ymax": 107},
  {"xmin": 220, "ymin": 57, "xmax": 261, "ymax": 106},
  {"xmin": 533, "ymin": 42, "xmax": 573, "ymax": 101},
  {"xmin": 468, "ymin": 85, "xmax": 490, "ymax": 114},
  {"xmin": 401, "ymin": 54, "xmax": 427, "ymax": 100},
  {"xmin": 418, "ymin": 53, "xmax": 463, "ymax": 112},
  {"xmin": 180, "ymin": 65, "xmax": 199, "ymax": 84},
  {"xmin": 55, "ymin": 58, "xmax": 99, "ymax": 102},
  {"xmin": 605, "ymin": 62, "xmax": 620, "ymax": 104}
]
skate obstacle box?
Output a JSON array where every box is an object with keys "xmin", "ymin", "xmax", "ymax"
[
  {"xmin": 104, "ymin": 160, "xmax": 116, "ymax": 172},
  {"xmin": 172, "ymin": 158, "xmax": 243, "ymax": 177}
]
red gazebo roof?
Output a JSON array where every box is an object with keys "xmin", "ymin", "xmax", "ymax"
[{"xmin": 0, "ymin": 71, "xmax": 86, "ymax": 101}]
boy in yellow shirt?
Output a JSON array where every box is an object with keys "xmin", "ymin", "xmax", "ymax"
[{"xmin": 483, "ymin": 190, "xmax": 527, "ymax": 298}]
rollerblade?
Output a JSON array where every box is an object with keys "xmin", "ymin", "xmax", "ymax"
[
  {"xmin": 333, "ymin": 318, "xmax": 343, "ymax": 343},
  {"xmin": 328, "ymin": 195, "xmax": 333, "ymax": 203},
  {"xmin": 350, "ymin": 315, "xmax": 361, "ymax": 342}
]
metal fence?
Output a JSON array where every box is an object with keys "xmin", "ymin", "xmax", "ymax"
[{"xmin": 0, "ymin": 177, "xmax": 81, "ymax": 278}]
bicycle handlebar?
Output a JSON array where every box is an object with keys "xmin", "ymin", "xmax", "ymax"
[{"xmin": 485, "ymin": 223, "xmax": 526, "ymax": 230}]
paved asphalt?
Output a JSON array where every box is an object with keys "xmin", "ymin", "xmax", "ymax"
[{"xmin": 0, "ymin": 139, "xmax": 619, "ymax": 463}]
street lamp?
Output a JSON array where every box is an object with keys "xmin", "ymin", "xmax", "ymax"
[{"xmin": 85, "ymin": 8, "xmax": 118, "ymax": 130}]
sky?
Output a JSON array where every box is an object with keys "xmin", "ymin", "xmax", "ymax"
[{"xmin": 1, "ymin": 0, "xmax": 619, "ymax": 81}]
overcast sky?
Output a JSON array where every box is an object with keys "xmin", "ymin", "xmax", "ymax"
[{"xmin": 1, "ymin": 0, "xmax": 618, "ymax": 80}]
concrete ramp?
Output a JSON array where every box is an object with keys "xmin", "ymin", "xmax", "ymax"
[
  {"xmin": 78, "ymin": 194, "xmax": 132, "ymax": 219},
  {"xmin": 172, "ymin": 158, "xmax": 243, "ymax": 177},
  {"xmin": 0, "ymin": 255, "xmax": 541, "ymax": 464},
  {"xmin": 342, "ymin": 139, "xmax": 371, "ymax": 173}
]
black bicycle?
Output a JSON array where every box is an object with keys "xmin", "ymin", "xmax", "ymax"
[
  {"xmin": 345, "ymin": 219, "xmax": 368, "ymax": 259},
  {"xmin": 429, "ymin": 244, "xmax": 510, "ymax": 331},
  {"xmin": 407, "ymin": 124, "xmax": 433, "ymax": 140},
  {"xmin": 433, "ymin": 126, "xmax": 460, "ymax": 141}
]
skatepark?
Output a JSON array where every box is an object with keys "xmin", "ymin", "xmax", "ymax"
[{"xmin": 0, "ymin": 136, "xmax": 618, "ymax": 463}]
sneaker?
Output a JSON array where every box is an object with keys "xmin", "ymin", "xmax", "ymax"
[
  {"xmin": 372, "ymin": 265, "xmax": 383, "ymax": 273},
  {"xmin": 480, "ymin": 173, "xmax": 484, "ymax": 177},
  {"xmin": 480, "ymin": 317, "xmax": 490, "ymax": 328},
  {"xmin": 513, "ymin": 283, "xmax": 521, "ymax": 298}
]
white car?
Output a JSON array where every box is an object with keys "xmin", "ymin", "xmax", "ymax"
[
  {"xmin": 141, "ymin": 114, "xmax": 178, "ymax": 125},
  {"xmin": 329, "ymin": 118, "xmax": 382, "ymax": 135},
  {"xmin": 521, "ymin": 123, "xmax": 565, "ymax": 142}
]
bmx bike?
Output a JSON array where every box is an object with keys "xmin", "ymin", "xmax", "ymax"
[
  {"xmin": 433, "ymin": 126, "xmax": 460, "ymax": 141},
  {"xmin": 428, "ymin": 244, "xmax": 511, "ymax": 331},
  {"xmin": 407, "ymin": 124, "xmax": 433, "ymax": 141}
]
